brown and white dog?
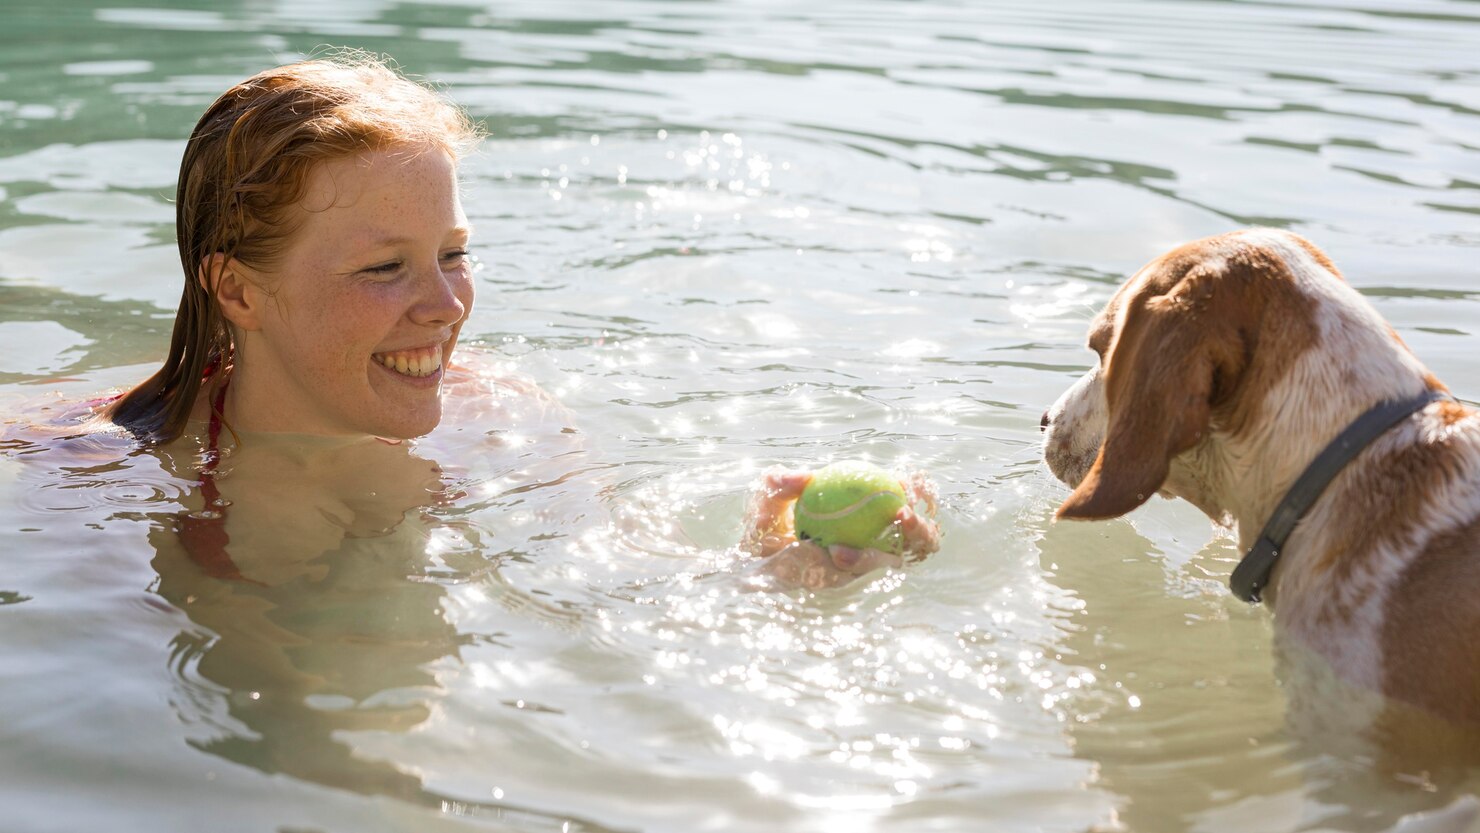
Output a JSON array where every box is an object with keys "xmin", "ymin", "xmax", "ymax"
[{"xmin": 1041, "ymin": 228, "xmax": 1480, "ymax": 728}]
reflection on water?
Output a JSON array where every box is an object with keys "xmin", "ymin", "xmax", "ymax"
[
  {"xmin": 2, "ymin": 0, "xmax": 1480, "ymax": 831},
  {"xmin": 148, "ymin": 480, "xmax": 623, "ymax": 832},
  {"xmin": 153, "ymin": 519, "xmax": 458, "ymax": 802}
]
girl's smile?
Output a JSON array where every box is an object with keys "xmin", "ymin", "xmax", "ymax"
[{"xmin": 372, "ymin": 344, "xmax": 445, "ymax": 380}]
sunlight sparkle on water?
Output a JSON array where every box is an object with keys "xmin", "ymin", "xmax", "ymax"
[
  {"xmin": 423, "ymin": 526, "xmax": 462, "ymax": 558},
  {"xmin": 898, "ymin": 222, "xmax": 956, "ymax": 264},
  {"xmin": 746, "ymin": 771, "xmax": 781, "ymax": 796},
  {"xmin": 880, "ymin": 338, "xmax": 940, "ymax": 359},
  {"xmin": 1009, "ymin": 281, "xmax": 1097, "ymax": 325},
  {"xmin": 904, "ymin": 238, "xmax": 955, "ymax": 263},
  {"xmin": 714, "ymin": 714, "xmax": 807, "ymax": 761}
]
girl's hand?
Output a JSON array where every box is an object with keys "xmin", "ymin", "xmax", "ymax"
[
  {"xmin": 740, "ymin": 466, "xmax": 942, "ymax": 587},
  {"xmin": 896, "ymin": 472, "xmax": 942, "ymax": 560},
  {"xmin": 739, "ymin": 468, "xmax": 813, "ymax": 559}
]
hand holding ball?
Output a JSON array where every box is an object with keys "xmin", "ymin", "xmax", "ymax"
[{"xmin": 793, "ymin": 462, "xmax": 909, "ymax": 554}]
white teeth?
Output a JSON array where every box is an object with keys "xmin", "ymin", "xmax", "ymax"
[{"xmin": 375, "ymin": 349, "xmax": 443, "ymax": 378}]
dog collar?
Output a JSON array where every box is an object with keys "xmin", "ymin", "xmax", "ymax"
[{"xmin": 1229, "ymin": 388, "xmax": 1452, "ymax": 604}]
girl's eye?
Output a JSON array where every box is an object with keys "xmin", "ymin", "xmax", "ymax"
[
  {"xmin": 441, "ymin": 249, "xmax": 470, "ymax": 266},
  {"xmin": 363, "ymin": 260, "xmax": 402, "ymax": 276}
]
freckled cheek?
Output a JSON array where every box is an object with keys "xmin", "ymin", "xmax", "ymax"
[{"xmin": 313, "ymin": 286, "xmax": 406, "ymax": 364}]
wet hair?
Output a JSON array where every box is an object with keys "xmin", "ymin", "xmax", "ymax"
[{"xmin": 107, "ymin": 52, "xmax": 480, "ymax": 443}]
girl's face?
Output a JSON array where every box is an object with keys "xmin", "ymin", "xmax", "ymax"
[{"xmin": 233, "ymin": 146, "xmax": 474, "ymax": 439}]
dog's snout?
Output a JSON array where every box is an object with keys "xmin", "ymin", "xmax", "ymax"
[{"xmin": 1040, "ymin": 410, "xmax": 1051, "ymax": 431}]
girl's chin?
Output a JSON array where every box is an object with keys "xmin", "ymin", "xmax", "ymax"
[
  {"xmin": 371, "ymin": 403, "xmax": 444, "ymax": 440},
  {"xmin": 364, "ymin": 402, "xmax": 442, "ymax": 437},
  {"xmin": 333, "ymin": 365, "xmax": 444, "ymax": 438}
]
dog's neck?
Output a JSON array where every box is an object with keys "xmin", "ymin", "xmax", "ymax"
[{"xmin": 1180, "ymin": 309, "xmax": 1435, "ymax": 557}]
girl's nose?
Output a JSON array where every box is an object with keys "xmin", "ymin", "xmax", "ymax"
[{"xmin": 411, "ymin": 262, "xmax": 469, "ymax": 326}]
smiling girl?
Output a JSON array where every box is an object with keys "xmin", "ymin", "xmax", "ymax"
[
  {"xmin": 107, "ymin": 56, "xmax": 480, "ymax": 442},
  {"xmin": 37, "ymin": 54, "xmax": 580, "ymax": 589}
]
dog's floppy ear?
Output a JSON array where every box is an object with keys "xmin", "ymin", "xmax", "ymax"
[{"xmin": 1057, "ymin": 267, "xmax": 1242, "ymax": 520}]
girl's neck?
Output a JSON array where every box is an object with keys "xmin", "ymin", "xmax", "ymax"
[{"xmin": 206, "ymin": 363, "xmax": 399, "ymax": 447}]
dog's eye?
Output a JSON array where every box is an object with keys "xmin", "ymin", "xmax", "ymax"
[{"xmin": 1086, "ymin": 323, "xmax": 1113, "ymax": 358}]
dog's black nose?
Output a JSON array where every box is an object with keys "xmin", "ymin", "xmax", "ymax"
[{"xmin": 1040, "ymin": 410, "xmax": 1051, "ymax": 431}]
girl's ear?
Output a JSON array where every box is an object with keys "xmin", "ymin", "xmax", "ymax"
[{"xmin": 200, "ymin": 254, "xmax": 265, "ymax": 332}]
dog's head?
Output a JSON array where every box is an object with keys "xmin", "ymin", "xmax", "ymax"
[{"xmin": 1042, "ymin": 229, "xmax": 1340, "ymax": 521}]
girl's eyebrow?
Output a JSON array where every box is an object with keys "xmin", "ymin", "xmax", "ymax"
[{"xmin": 357, "ymin": 225, "xmax": 474, "ymax": 249}]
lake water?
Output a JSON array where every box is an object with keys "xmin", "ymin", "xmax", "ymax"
[{"xmin": 3, "ymin": 1, "xmax": 1480, "ymax": 831}]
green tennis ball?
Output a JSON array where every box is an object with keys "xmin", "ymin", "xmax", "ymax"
[{"xmin": 793, "ymin": 462, "xmax": 908, "ymax": 553}]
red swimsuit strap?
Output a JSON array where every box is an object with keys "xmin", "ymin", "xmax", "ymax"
[
  {"xmin": 178, "ymin": 377, "xmax": 260, "ymax": 585},
  {"xmin": 204, "ymin": 380, "xmax": 228, "ymax": 471}
]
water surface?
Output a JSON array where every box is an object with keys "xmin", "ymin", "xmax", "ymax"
[{"xmin": 2, "ymin": 2, "xmax": 1480, "ymax": 832}]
